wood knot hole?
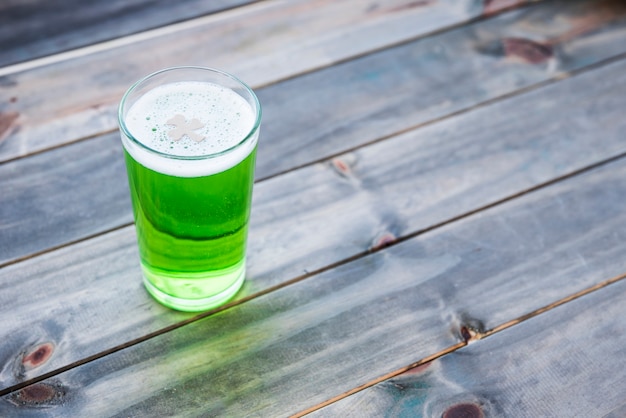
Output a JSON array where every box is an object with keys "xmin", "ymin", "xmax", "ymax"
[
  {"xmin": 460, "ymin": 326, "xmax": 474, "ymax": 343},
  {"xmin": 443, "ymin": 403, "xmax": 484, "ymax": 418},
  {"xmin": 23, "ymin": 342, "xmax": 54, "ymax": 369},
  {"xmin": 502, "ymin": 37, "xmax": 553, "ymax": 64},
  {"xmin": 11, "ymin": 382, "xmax": 67, "ymax": 407},
  {"xmin": 331, "ymin": 157, "xmax": 352, "ymax": 177},
  {"xmin": 0, "ymin": 111, "xmax": 20, "ymax": 142},
  {"xmin": 371, "ymin": 232, "xmax": 397, "ymax": 251}
]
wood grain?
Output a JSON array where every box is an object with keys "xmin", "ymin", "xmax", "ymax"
[
  {"xmin": 0, "ymin": 0, "xmax": 258, "ymax": 67},
  {"xmin": 2, "ymin": 151, "xmax": 626, "ymax": 416},
  {"xmin": 604, "ymin": 404, "xmax": 626, "ymax": 418},
  {"xmin": 310, "ymin": 277, "xmax": 626, "ymax": 417},
  {"xmin": 0, "ymin": 134, "xmax": 131, "ymax": 265},
  {"xmin": 3, "ymin": 0, "xmax": 626, "ymax": 267},
  {"xmin": 255, "ymin": 0, "xmax": 626, "ymax": 178},
  {"xmin": 248, "ymin": 56, "xmax": 626, "ymax": 292},
  {"xmin": 0, "ymin": 0, "xmax": 515, "ymax": 163},
  {"xmin": 2, "ymin": 1, "xmax": 625, "ymax": 415},
  {"xmin": 1, "ymin": 55, "xmax": 626, "ymax": 397}
]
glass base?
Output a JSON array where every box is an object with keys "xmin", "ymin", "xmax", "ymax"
[{"xmin": 142, "ymin": 267, "xmax": 245, "ymax": 312}]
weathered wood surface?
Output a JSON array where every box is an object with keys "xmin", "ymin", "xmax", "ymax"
[
  {"xmin": 256, "ymin": 0, "xmax": 626, "ymax": 178},
  {"xmin": 2, "ymin": 146, "xmax": 626, "ymax": 416},
  {"xmin": 2, "ymin": 0, "xmax": 626, "ymax": 415},
  {"xmin": 0, "ymin": 0, "xmax": 258, "ymax": 67},
  {"xmin": 605, "ymin": 404, "xmax": 626, "ymax": 418},
  {"xmin": 2, "ymin": 55, "xmax": 626, "ymax": 403},
  {"xmin": 0, "ymin": 0, "xmax": 530, "ymax": 163},
  {"xmin": 311, "ymin": 278, "xmax": 626, "ymax": 417},
  {"xmin": 3, "ymin": 0, "xmax": 626, "ymax": 267}
]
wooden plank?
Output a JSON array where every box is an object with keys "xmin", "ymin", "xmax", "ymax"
[
  {"xmin": 0, "ymin": 0, "xmax": 520, "ymax": 162},
  {"xmin": 3, "ymin": 0, "xmax": 626, "ymax": 266},
  {"xmin": 309, "ymin": 278, "xmax": 626, "ymax": 417},
  {"xmin": 2, "ymin": 3, "xmax": 624, "ymax": 164},
  {"xmin": 604, "ymin": 404, "xmax": 626, "ymax": 418},
  {"xmin": 2, "ymin": 153, "xmax": 626, "ymax": 415},
  {"xmin": 1, "ymin": 55, "xmax": 626, "ymax": 397},
  {"xmin": 0, "ymin": 0, "xmax": 258, "ymax": 67},
  {"xmin": 249, "ymin": 57, "xmax": 626, "ymax": 292},
  {"xmin": 256, "ymin": 0, "xmax": 626, "ymax": 178},
  {"xmin": 0, "ymin": 134, "xmax": 131, "ymax": 265}
]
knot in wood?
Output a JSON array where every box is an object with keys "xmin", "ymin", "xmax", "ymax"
[
  {"xmin": 22, "ymin": 342, "xmax": 55, "ymax": 369},
  {"xmin": 502, "ymin": 37, "xmax": 553, "ymax": 64},
  {"xmin": 11, "ymin": 382, "xmax": 67, "ymax": 407},
  {"xmin": 443, "ymin": 403, "xmax": 484, "ymax": 418},
  {"xmin": 0, "ymin": 111, "xmax": 20, "ymax": 143},
  {"xmin": 371, "ymin": 232, "xmax": 397, "ymax": 251}
]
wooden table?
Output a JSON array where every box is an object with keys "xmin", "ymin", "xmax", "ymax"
[{"xmin": 1, "ymin": 0, "xmax": 626, "ymax": 416}]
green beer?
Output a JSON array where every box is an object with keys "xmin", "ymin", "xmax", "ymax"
[{"xmin": 118, "ymin": 67, "xmax": 261, "ymax": 312}]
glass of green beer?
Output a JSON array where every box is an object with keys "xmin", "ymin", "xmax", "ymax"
[{"xmin": 118, "ymin": 67, "xmax": 261, "ymax": 312}]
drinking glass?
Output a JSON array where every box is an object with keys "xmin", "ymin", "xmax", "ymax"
[{"xmin": 118, "ymin": 66, "xmax": 261, "ymax": 311}]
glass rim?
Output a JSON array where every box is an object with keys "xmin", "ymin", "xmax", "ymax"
[{"xmin": 118, "ymin": 66, "xmax": 262, "ymax": 161}]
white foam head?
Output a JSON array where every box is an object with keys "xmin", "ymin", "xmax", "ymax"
[{"xmin": 120, "ymin": 80, "xmax": 259, "ymax": 177}]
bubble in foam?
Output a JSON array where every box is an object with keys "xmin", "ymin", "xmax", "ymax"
[{"xmin": 124, "ymin": 81, "xmax": 258, "ymax": 177}]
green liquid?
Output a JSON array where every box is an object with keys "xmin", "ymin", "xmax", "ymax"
[{"xmin": 124, "ymin": 148, "xmax": 256, "ymax": 311}]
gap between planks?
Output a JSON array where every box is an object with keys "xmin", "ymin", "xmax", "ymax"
[
  {"xmin": 258, "ymin": 49, "xmax": 626, "ymax": 184},
  {"xmin": 2, "ymin": 143, "xmax": 626, "ymax": 400},
  {"xmin": 0, "ymin": 0, "xmax": 622, "ymax": 397},
  {"xmin": 3, "ymin": 48, "xmax": 626, "ymax": 270},
  {"xmin": 1, "ymin": 50, "xmax": 626, "ymax": 395},
  {"xmin": 0, "ymin": 0, "xmax": 533, "ymax": 79},
  {"xmin": 293, "ymin": 271, "xmax": 626, "ymax": 417},
  {"xmin": 0, "ymin": 0, "xmax": 267, "ymax": 78},
  {"xmin": 0, "ymin": 0, "xmax": 540, "ymax": 167},
  {"xmin": 3, "ymin": 47, "xmax": 626, "ymax": 170}
]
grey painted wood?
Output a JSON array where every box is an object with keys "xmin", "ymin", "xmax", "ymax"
[
  {"xmin": 0, "ymin": 0, "xmax": 515, "ymax": 163},
  {"xmin": 1, "ymin": 1, "xmax": 625, "ymax": 413},
  {"xmin": 2, "ymin": 57, "xmax": 626, "ymax": 403},
  {"xmin": 3, "ymin": 0, "xmax": 626, "ymax": 266},
  {"xmin": 255, "ymin": 0, "xmax": 626, "ymax": 178},
  {"xmin": 0, "ymin": 0, "xmax": 258, "ymax": 67},
  {"xmin": 248, "ymin": 56, "xmax": 626, "ymax": 293},
  {"xmin": 2, "ymin": 150, "xmax": 626, "ymax": 416},
  {"xmin": 604, "ymin": 404, "xmax": 626, "ymax": 418},
  {"xmin": 311, "ymin": 278, "xmax": 626, "ymax": 417},
  {"xmin": 0, "ymin": 133, "xmax": 132, "ymax": 265}
]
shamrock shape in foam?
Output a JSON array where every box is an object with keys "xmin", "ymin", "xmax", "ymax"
[{"xmin": 166, "ymin": 114, "xmax": 205, "ymax": 143}]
